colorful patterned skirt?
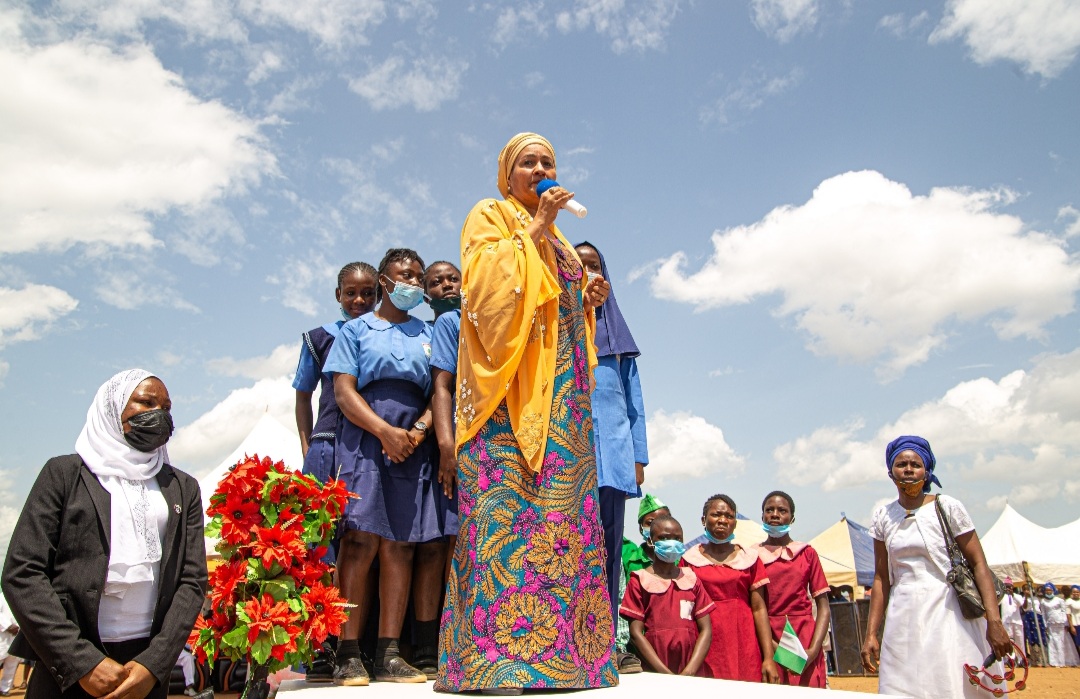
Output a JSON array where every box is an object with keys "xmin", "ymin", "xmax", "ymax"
[{"xmin": 435, "ymin": 269, "xmax": 617, "ymax": 691}]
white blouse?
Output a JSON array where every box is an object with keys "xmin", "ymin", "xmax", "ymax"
[{"xmin": 97, "ymin": 479, "xmax": 169, "ymax": 642}]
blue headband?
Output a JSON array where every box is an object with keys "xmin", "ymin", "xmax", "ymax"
[
  {"xmin": 885, "ymin": 435, "xmax": 942, "ymax": 492},
  {"xmin": 1044, "ymin": 582, "xmax": 1058, "ymax": 594}
]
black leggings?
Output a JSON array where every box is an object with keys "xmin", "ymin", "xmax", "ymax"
[{"xmin": 27, "ymin": 637, "xmax": 165, "ymax": 699}]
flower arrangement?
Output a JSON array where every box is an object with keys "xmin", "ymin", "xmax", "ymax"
[{"xmin": 189, "ymin": 455, "xmax": 352, "ymax": 688}]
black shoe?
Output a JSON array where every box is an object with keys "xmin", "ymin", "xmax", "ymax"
[
  {"xmin": 306, "ymin": 643, "xmax": 336, "ymax": 682},
  {"xmin": 374, "ymin": 656, "xmax": 427, "ymax": 683},
  {"xmin": 333, "ymin": 656, "xmax": 371, "ymax": 686},
  {"xmin": 412, "ymin": 645, "xmax": 438, "ymax": 681}
]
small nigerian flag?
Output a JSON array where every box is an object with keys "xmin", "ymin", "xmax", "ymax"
[{"xmin": 773, "ymin": 617, "xmax": 808, "ymax": 674}]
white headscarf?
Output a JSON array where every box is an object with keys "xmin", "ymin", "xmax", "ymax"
[{"xmin": 75, "ymin": 369, "xmax": 168, "ymax": 593}]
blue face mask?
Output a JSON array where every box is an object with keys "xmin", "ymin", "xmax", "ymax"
[
  {"xmin": 652, "ymin": 539, "xmax": 686, "ymax": 564},
  {"xmin": 763, "ymin": 522, "xmax": 792, "ymax": 537},
  {"xmin": 703, "ymin": 528, "xmax": 734, "ymax": 545},
  {"xmin": 383, "ymin": 276, "xmax": 425, "ymax": 311},
  {"xmin": 641, "ymin": 526, "xmax": 651, "ymax": 542}
]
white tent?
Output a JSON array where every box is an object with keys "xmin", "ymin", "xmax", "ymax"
[
  {"xmin": 198, "ymin": 411, "xmax": 302, "ymax": 556},
  {"xmin": 980, "ymin": 504, "xmax": 1080, "ymax": 585}
]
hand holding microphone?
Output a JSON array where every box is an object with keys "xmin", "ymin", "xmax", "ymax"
[{"xmin": 536, "ymin": 178, "xmax": 587, "ymax": 219}]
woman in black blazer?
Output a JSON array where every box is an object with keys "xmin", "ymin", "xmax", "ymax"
[{"xmin": 2, "ymin": 369, "xmax": 207, "ymax": 699}]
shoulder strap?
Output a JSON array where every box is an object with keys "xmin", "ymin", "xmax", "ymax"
[
  {"xmin": 302, "ymin": 331, "xmax": 322, "ymax": 371},
  {"xmin": 934, "ymin": 496, "xmax": 966, "ymax": 566}
]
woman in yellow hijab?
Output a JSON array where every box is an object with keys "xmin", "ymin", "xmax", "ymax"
[{"xmin": 436, "ymin": 133, "xmax": 617, "ymax": 693}]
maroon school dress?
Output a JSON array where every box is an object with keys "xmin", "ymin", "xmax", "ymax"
[
  {"xmin": 752, "ymin": 542, "xmax": 830, "ymax": 688},
  {"xmin": 683, "ymin": 544, "xmax": 769, "ymax": 682},
  {"xmin": 619, "ymin": 568, "xmax": 715, "ymax": 674}
]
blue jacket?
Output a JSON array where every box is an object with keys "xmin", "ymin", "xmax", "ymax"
[{"xmin": 592, "ymin": 354, "xmax": 648, "ymax": 495}]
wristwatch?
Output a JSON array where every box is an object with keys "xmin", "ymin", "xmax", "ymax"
[{"xmin": 413, "ymin": 420, "xmax": 429, "ymax": 433}]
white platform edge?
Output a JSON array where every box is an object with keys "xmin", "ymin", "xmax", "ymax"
[{"xmin": 278, "ymin": 672, "xmax": 909, "ymax": 697}]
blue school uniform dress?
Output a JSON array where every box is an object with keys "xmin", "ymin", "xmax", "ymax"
[
  {"xmin": 324, "ymin": 312, "xmax": 440, "ymax": 542},
  {"xmin": 293, "ymin": 321, "xmax": 346, "ymax": 484},
  {"xmin": 428, "ymin": 309, "xmax": 461, "ymax": 538}
]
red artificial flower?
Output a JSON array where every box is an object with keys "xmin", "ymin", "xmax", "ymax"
[
  {"xmin": 289, "ymin": 555, "xmax": 330, "ymax": 590},
  {"xmin": 301, "ymin": 582, "xmax": 350, "ymax": 645},
  {"xmin": 209, "ymin": 558, "xmax": 249, "ymax": 612},
  {"xmin": 211, "ymin": 493, "xmax": 262, "ymax": 546},
  {"xmin": 250, "ymin": 518, "xmax": 306, "ymax": 571},
  {"xmin": 320, "ymin": 478, "xmax": 353, "ymax": 517},
  {"xmin": 187, "ymin": 615, "xmax": 210, "ymax": 664},
  {"xmin": 221, "ymin": 455, "xmax": 275, "ymax": 495},
  {"xmin": 243, "ymin": 593, "xmax": 298, "ymax": 643}
]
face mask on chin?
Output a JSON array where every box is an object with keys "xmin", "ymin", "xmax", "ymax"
[
  {"xmin": 429, "ymin": 295, "xmax": 461, "ymax": 313},
  {"xmin": 762, "ymin": 522, "xmax": 792, "ymax": 537},
  {"xmin": 893, "ymin": 476, "xmax": 926, "ymax": 498}
]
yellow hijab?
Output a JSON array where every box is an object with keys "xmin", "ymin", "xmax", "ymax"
[{"xmin": 455, "ymin": 134, "xmax": 597, "ymax": 472}]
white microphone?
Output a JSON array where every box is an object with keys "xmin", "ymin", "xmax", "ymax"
[{"xmin": 536, "ymin": 179, "xmax": 587, "ymax": 218}]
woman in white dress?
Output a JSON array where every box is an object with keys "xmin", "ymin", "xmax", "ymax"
[
  {"xmin": 861, "ymin": 436, "xmax": 1011, "ymax": 699},
  {"xmin": 1038, "ymin": 583, "xmax": 1079, "ymax": 666}
]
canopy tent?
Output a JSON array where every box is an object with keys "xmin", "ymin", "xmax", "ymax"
[
  {"xmin": 808, "ymin": 516, "xmax": 875, "ymax": 589},
  {"xmin": 980, "ymin": 503, "xmax": 1080, "ymax": 586},
  {"xmin": 197, "ymin": 411, "xmax": 302, "ymax": 556}
]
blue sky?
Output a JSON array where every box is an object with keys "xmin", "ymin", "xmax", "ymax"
[{"xmin": 2, "ymin": 0, "xmax": 1080, "ymax": 555}]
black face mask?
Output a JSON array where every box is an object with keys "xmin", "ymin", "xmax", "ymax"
[
  {"xmin": 429, "ymin": 295, "xmax": 461, "ymax": 313},
  {"xmin": 124, "ymin": 409, "xmax": 174, "ymax": 452}
]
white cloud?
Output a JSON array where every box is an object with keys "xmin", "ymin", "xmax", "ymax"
[
  {"xmin": 775, "ymin": 348, "xmax": 1080, "ymax": 498},
  {"xmin": 95, "ymin": 269, "xmax": 199, "ymax": 312},
  {"xmin": 878, "ymin": 11, "xmax": 929, "ymax": 39},
  {"xmin": 237, "ymin": 0, "xmax": 388, "ymax": 48},
  {"xmin": 931, "ymin": 0, "xmax": 1080, "ymax": 79},
  {"xmin": 0, "ymin": 359, "xmax": 9, "ymax": 386},
  {"xmin": 266, "ymin": 255, "xmax": 337, "ymax": 316},
  {"xmin": 0, "ymin": 284, "xmax": 79, "ymax": 348},
  {"xmin": 348, "ymin": 54, "xmax": 468, "ymax": 112},
  {"xmin": 0, "ymin": 26, "xmax": 275, "ymax": 256},
  {"xmin": 169, "ymin": 376, "xmax": 297, "ymax": 476},
  {"xmin": 700, "ymin": 67, "xmax": 802, "ymax": 126},
  {"xmin": 206, "ymin": 343, "xmax": 297, "ymax": 381},
  {"xmin": 327, "ymin": 156, "xmax": 448, "ymax": 241},
  {"xmin": 494, "ymin": 4, "xmax": 548, "ymax": 48},
  {"xmin": 648, "ymin": 170, "xmax": 1080, "ymax": 378},
  {"xmin": 554, "ymin": 0, "xmax": 681, "ymax": 53},
  {"xmin": 748, "ymin": 0, "xmax": 817, "ymax": 43},
  {"xmin": 246, "ymin": 47, "xmax": 284, "ymax": 84},
  {"xmin": 1059, "ymin": 205, "xmax": 1080, "ymax": 238},
  {"xmin": 644, "ymin": 410, "xmax": 745, "ymax": 487},
  {"xmin": 51, "ymin": 0, "xmax": 395, "ymax": 48}
]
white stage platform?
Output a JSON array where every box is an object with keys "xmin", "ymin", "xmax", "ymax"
[{"xmin": 277, "ymin": 673, "xmax": 908, "ymax": 697}]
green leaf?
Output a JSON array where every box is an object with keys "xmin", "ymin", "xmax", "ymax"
[
  {"xmin": 221, "ymin": 625, "xmax": 248, "ymax": 650},
  {"xmin": 262, "ymin": 578, "xmax": 294, "ymax": 601},
  {"xmin": 251, "ymin": 636, "xmax": 271, "ymax": 665},
  {"xmin": 287, "ymin": 597, "xmax": 303, "ymax": 614},
  {"xmin": 204, "ymin": 519, "xmax": 222, "ymax": 538},
  {"xmin": 271, "ymin": 625, "xmax": 291, "ymax": 646},
  {"xmin": 260, "ymin": 502, "xmax": 279, "ymax": 525}
]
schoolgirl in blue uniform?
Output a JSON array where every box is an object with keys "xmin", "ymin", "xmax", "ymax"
[
  {"xmin": 405, "ymin": 260, "xmax": 462, "ymax": 679},
  {"xmin": 293, "ymin": 262, "xmax": 378, "ymax": 488},
  {"xmin": 324, "ymin": 248, "xmax": 437, "ymax": 686}
]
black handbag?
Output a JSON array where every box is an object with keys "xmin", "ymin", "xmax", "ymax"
[{"xmin": 934, "ymin": 497, "xmax": 1005, "ymax": 619}]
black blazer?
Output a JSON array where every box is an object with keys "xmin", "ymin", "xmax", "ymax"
[{"xmin": 2, "ymin": 455, "xmax": 208, "ymax": 692}]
